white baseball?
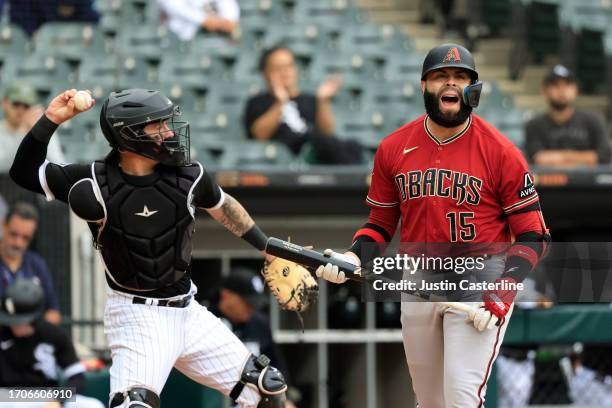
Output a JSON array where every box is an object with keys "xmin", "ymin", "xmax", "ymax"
[{"xmin": 72, "ymin": 90, "xmax": 93, "ymax": 110}]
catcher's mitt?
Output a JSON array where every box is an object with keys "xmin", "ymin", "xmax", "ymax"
[{"xmin": 261, "ymin": 257, "xmax": 318, "ymax": 313}]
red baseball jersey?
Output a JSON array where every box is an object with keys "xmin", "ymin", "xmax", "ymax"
[{"xmin": 367, "ymin": 114, "xmax": 538, "ymax": 243}]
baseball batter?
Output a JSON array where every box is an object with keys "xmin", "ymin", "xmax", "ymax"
[
  {"xmin": 10, "ymin": 89, "xmax": 287, "ymax": 407},
  {"xmin": 316, "ymin": 44, "xmax": 550, "ymax": 407}
]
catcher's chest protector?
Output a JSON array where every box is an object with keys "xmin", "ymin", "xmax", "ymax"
[{"xmin": 92, "ymin": 161, "xmax": 201, "ymax": 290}]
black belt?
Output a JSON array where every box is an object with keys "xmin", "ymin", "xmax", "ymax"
[{"xmin": 132, "ymin": 295, "xmax": 192, "ymax": 308}]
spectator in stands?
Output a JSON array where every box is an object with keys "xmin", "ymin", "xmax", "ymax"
[
  {"xmin": 560, "ymin": 344, "xmax": 612, "ymax": 406},
  {"xmin": 245, "ymin": 46, "xmax": 363, "ymax": 164},
  {"xmin": 209, "ymin": 268, "xmax": 297, "ymax": 408},
  {"xmin": 0, "ymin": 81, "xmax": 65, "ymax": 172},
  {"xmin": 0, "ymin": 202, "xmax": 61, "ymax": 324},
  {"xmin": 6, "ymin": 0, "xmax": 99, "ymax": 36},
  {"xmin": 525, "ymin": 64, "xmax": 611, "ymax": 167},
  {"xmin": 158, "ymin": 0, "xmax": 240, "ymax": 42},
  {"xmin": 0, "ymin": 279, "xmax": 104, "ymax": 408}
]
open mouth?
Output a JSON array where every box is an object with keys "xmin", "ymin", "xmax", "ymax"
[{"xmin": 439, "ymin": 92, "xmax": 460, "ymax": 109}]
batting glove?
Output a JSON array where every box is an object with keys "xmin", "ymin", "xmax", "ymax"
[
  {"xmin": 467, "ymin": 303, "xmax": 499, "ymax": 332},
  {"xmin": 482, "ymin": 277, "xmax": 516, "ymax": 323},
  {"xmin": 315, "ymin": 249, "xmax": 360, "ymax": 284}
]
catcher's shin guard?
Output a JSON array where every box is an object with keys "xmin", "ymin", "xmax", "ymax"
[
  {"xmin": 230, "ymin": 354, "xmax": 287, "ymax": 408},
  {"xmin": 109, "ymin": 387, "xmax": 160, "ymax": 408}
]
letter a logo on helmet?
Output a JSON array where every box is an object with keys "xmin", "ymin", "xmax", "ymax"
[{"xmin": 443, "ymin": 47, "xmax": 461, "ymax": 63}]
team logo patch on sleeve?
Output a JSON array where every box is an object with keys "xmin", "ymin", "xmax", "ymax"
[{"xmin": 518, "ymin": 172, "xmax": 536, "ymax": 198}]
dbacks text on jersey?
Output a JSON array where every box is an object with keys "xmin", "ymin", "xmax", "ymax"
[{"xmin": 394, "ymin": 168, "xmax": 483, "ymax": 206}]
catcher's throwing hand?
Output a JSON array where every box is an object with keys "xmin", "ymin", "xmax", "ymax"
[
  {"xmin": 262, "ymin": 258, "xmax": 318, "ymax": 313},
  {"xmin": 315, "ymin": 249, "xmax": 360, "ymax": 284},
  {"xmin": 45, "ymin": 89, "xmax": 95, "ymax": 125}
]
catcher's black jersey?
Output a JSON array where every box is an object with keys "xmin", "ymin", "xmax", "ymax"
[
  {"xmin": 0, "ymin": 321, "xmax": 82, "ymax": 387},
  {"xmin": 10, "ymin": 117, "xmax": 223, "ymax": 297},
  {"xmin": 38, "ymin": 154, "xmax": 223, "ymax": 298}
]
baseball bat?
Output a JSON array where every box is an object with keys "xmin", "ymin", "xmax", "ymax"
[
  {"xmin": 265, "ymin": 237, "xmax": 365, "ymax": 282},
  {"xmin": 438, "ymin": 301, "xmax": 475, "ymax": 314},
  {"xmin": 265, "ymin": 239, "xmax": 476, "ymax": 304}
]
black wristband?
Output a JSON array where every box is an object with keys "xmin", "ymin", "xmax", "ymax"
[
  {"xmin": 241, "ymin": 224, "xmax": 268, "ymax": 251},
  {"xmin": 31, "ymin": 115, "xmax": 59, "ymax": 143},
  {"xmin": 501, "ymin": 256, "xmax": 533, "ymax": 283}
]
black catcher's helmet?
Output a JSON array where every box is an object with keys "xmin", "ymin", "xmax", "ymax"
[
  {"xmin": 100, "ymin": 89, "xmax": 190, "ymax": 166},
  {"xmin": 0, "ymin": 279, "xmax": 45, "ymax": 326},
  {"xmin": 421, "ymin": 43, "xmax": 478, "ymax": 82}
]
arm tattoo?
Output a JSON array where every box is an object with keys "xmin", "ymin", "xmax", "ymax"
[{"xmin": 217, "ymin": 194, "xmax": 254, "ymax": 236}]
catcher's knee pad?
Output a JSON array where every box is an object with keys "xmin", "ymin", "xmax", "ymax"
[
  {"xmin": 230, "ymin": 354, "xmax": 287, "ymax": 408},
  {"xmin": 109, "ymin": 387, "xmax": 160, "ymax": 408}
]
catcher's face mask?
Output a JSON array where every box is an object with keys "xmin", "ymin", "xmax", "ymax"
[{"xmin": 120, "ymin": 106, "xmax": 191, "ymax": 166}]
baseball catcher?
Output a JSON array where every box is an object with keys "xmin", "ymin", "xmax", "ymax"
[{"xmin": 10, "ymin": 88, "xmax": 289, "ymax": 407}]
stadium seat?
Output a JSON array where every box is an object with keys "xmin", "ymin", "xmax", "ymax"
[
  {"xmin": 2, "ymin": 54, "xmax": 73, "ymax": 95},
  {"xmin": 158, "ymin": 53, "xmax": 226, "ymax": 87},
  {"xmin": 292, "ymin": 0, "xmax": 367, "ymax": 25},
  {"xmin": 329, "ymin": 79, "xmax": 369, "ymax": 112},
  {"xmin": 115, "ymin": 56, "xmax": 157, "ymax": 89},
  {"xmin": 240, "ymin": 0, "xmax": 290, "ymax": 25},
  {"xmin": 189, "ymin": 31, "xmax": 245, "ymax": 57},
  {"xmin": 496, "ymin": 108, "xmax": 525, "ymax": 130},
  {"xmin": 0, "ymin": 24, "xmax": 29, "ymax": 65},
  {"xmin": 232, "ymin": 51, "xmax": 264, "ymax": 82},
  {"xmin": 337, "ymin": 24, "xmax": 415, "ymax": 55},
  {"xmin": 161, "ymin": 83, "xmax": 207, "ymax": 114},
  {"xmin": 236, "ymin": 19, "xmax": 271, "ymax": 51},
  {"xmin": 559, "ymin": 0, "xmax": 610, "ymax": 31},
  {"xmin": 364, "ymin": 80, "xmax": 421, "ymax": 118},
  {"xmin": 56, "ymin": 117, "xmax": 109, "ymax": 163},
  {"xmin": 309, "ymin": 52, "xmax": 377, "ymax": 83},
  {"xmin": 478, "ymin": 82, "xmax": 515, "ymax": 111},
  {"xmin": 190, "ymin": 111, "xmax": 245, "ymax": 141},
  {"xmin": 218, "ymin": 141, "xmax": 295, "ymax": 167},
  {"xmin": 263, "ymin": 24, "xmax": 329, "ymax": 51},
  {"xmin": 78, "ymin": 53, "xmax": 121, "ymax": 88},
  {"xmin": 118, "ymin": 0, "xmax": 161, "ymax": 25},
  {"xmin": 381, "ymin": 52, "xmax": 423, "ymax": 82},
  {"xmin": 190, "ymin": 145, "xmax": 217, "ymax": 166},
  {"xmin": 500, "ymin": 128, "xmax": 525, "ymax": 149},
  {"xmin": 93, "ymin": 0, "xmax": 121, "ymax": 15},
  {"xmin": 114, "ymin": 24, "xmax": 179, "ymax": 61},
  {"xmin": 35, "ymin": 23, "xmax": 106, "ymax": 63},
  {"xmin": 335, "ymin": 109, "xmax": 387, "ymax": 150},
  {"xmin": 206, "ymin": 82, "xmax": 264, "ymax": 112}
]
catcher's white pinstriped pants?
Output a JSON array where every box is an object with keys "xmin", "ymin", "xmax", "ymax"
[{"xmin": 103, "ymin": 284, "xmax": 261, "ymax": 407}]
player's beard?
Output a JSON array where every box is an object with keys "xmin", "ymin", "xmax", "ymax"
[{"xmin": 424, "ymin": 89, "xmax": 472, "ymax": 128}]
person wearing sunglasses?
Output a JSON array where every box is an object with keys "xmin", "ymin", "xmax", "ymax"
[{"xmin": 0, "ymin": 81, "xmax": 65, "ymax": 172}]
